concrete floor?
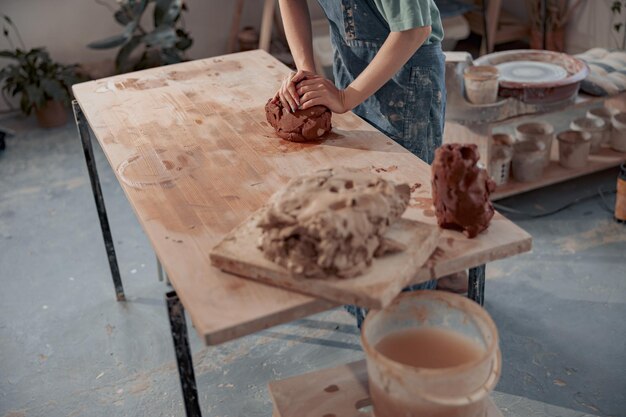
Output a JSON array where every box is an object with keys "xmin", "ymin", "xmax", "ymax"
[{"xmin": 0, "ymin": 112, "xmax": 624, "ymax": 417}]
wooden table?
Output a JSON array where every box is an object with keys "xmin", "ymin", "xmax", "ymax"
[{"xmin": 72, "ymin": 49, "xmax": 531, "ymax": 417}]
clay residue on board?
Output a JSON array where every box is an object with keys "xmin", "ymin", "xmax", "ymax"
[
  {"xmin": 115, "ymin": 77, "xmax": 168, "ymax": 90},
  {"xmin": 373, "ymin": 165, "xmax": 398, "ymax": 173},
  {"xmin": 431, "ymin": 143, "xmax": 496, "ymax": 238},
  {"xmin": 324, "ymin": 384, "xmax": 339, "ymax": 393},
  {"xmin": 409, "ymin": 197, "xmax": 433, "ymax": 210},
  {"xmin": 275, "ymin": 139, "xmax": 325, "ymax": 154},
  {"xmin": 210, "ymin": 58, "xmax": 243, "ymax": 72},
  {"xmin": 117, "ymin": 147, "xmax": 199, "ymax": 188},
  {"xmin": 410, "ymin": 183, "xmax": 422, "ymax": 193},
  {"xmin": 257, "ymin": 168, "xmax": 411, "ymax": 278},
  {"xmin": 167, "ymin": 69, "xmax": 210, "ymax": 81},
  {"xmin": 265, "ymin": 98, "xmax": 332, "ymax": 142}
]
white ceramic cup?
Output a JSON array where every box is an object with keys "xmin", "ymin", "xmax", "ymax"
[
  {"xmin": 557, "ymin": 130, "xmax": 592, "ymax": 169},
  {"xmin": 570, "ymin": 117, "xmax": 607, "ymax": 154},
  {"xmin": 512, "ymin": 140, "xmax": 546, "ymax": 182},
  {"xmin": 611, "ymin": 112, "xmax": 626, "ymax": 153},
  {"xmin": 464, "ymin": 66, "xmax": 500, "ymax": 105},
  {"xmin": 515, "ymin": 122, "xmax": 554, "ymax": 167},
  {"xmin": 587, "ymin": 107, "xmax": 614, "ymax": 145}
]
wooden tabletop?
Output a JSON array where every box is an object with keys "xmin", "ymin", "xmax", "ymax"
[{"xmin": 73, "ymin": 50, "xmax": 531, "ymax": 346}]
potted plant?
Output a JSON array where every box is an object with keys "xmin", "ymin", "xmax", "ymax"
[
  {"xmin": 526, "ymin": 0, "xmax": 584, "ymax": 51},
  {"xmin": 0, "ymin": 15, "xmax": 81, "ymax": 128},
  {"xmin": 88, "ymin": 0, "xmax": 193, "ymax": 73}
]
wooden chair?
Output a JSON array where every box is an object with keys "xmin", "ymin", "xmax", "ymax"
[
  {"xmin": 465, "ymin": 0, "xmax": 530, "ymax": 54},
  {"xmin": 228, "ymin": 0, "xmax": 277, "ymax": 53}
]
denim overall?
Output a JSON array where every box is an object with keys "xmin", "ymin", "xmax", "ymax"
[{"xmin": 316, "ymin": 0, "xmax": 446, "ymax": 327}]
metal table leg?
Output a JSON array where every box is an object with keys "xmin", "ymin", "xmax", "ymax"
[
  {"xmin": 157, "ymin": 256, "xmax": 172, "ymax": 286},
  {"xmin": 72, "ymin": 101, "xmax": 125, "ymax": 302},
  {"xmin": 468, "ymin": 264, "xmax": 486, "ymax": 306},
  {"xmin": 166, "ymin": 291, "xmax": 202, "ymax": 417}
]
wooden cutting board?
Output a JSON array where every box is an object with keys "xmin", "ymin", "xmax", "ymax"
[
  {"xmin": 210, "ymin": 209, "xmax": 440, "ymax": 309},
  {"xmin": 269, "ymin": 360, "xmax": 504, "ymax": 417}
]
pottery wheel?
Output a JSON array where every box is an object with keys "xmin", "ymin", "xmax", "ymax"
[{"xmin": 496, "ymin": 61, "xmax": 568, "ymax": 84}]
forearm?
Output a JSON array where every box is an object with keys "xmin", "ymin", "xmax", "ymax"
[
  {"xmin": 343, "ymin": 26, "xmax": 432, "ymax": 110},
  {"xmin": 278, "ymin": 0, "xmax": 316, "ymax": 72}
]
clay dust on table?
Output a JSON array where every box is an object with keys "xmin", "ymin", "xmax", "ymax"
[{"xmin": 117, "ymin": 147, "xmax": 199, "ymax": 188}]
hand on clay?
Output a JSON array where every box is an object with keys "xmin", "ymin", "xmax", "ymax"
[
  {"xmin": 296, "ymin": 75, "xmax": 348, "ymax": 114},
  {"xmin": 275, "ymin": 69, "xmax": 317, "ymax": 113}
]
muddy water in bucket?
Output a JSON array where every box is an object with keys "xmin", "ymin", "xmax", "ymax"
[{"xmin": 362, "ymin": 291, "xmax": 501, "ymax": 417}]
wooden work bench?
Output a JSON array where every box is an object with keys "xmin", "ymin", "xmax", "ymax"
[{"xmin": 72, "ymin": 49, "xmax": 531, "ymax": 417}]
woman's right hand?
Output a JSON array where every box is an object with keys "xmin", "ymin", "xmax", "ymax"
[{"xmin": 275, "ymin": 69, "xmax": 316, "ymax": 113}]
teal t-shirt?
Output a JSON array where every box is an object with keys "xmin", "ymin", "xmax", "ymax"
[{"xmin": 372, "ymin": 0, "xmax": 444, "ymax": 44}]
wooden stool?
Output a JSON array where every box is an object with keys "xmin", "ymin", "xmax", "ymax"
[{"xmin": 228, "ymin": 0, "xmax": 277, "ymax": 53}]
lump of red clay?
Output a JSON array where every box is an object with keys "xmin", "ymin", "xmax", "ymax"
[
  {"xmin": 264, "ymin": 98, "xmax": 332, "ymax": 142},
  {"xmin": 431, "ymin": 143, "xmax": 496, "ymax": 238},
  {"xmin": 257, "ymin": 168, "xmax": 411, "ymax": 278}
]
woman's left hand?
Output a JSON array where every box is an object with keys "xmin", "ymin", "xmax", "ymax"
[{"xmin": 296, "ymin": 76, "xmax": 349, "ymax": 114}]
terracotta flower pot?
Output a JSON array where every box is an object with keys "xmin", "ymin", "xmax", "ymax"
[
  {"xmin": 36, "ymin": 100, "xmax": 68, "ymax": 128},
  {"xmin": 529, "ymin": 27, "xmax": 565, "ymax": 52}
]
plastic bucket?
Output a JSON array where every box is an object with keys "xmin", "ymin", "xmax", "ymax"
[
  {"xmin": 463, "ymin": 66, "xmax": 499, "ymax": 105},
  {"xmin": 611, "ymin": 112, "xmax": 626, "ymax": 153},
  {"xmin": 515, "ymin": 122, "xmax": 554, "ymax": 167},
  {"xmin": 587, "ymin": 107, "xmax": 614, "ymax": 145},
  {"xmin": 362, "ymin": 291, "xmax": 501, "ymax": 417},
  {"xmin": 512, "ymin": 140, "xmax": 546, "ymax": 182},
  {"xmin": 557, "ymin": 130, "xmax": 591, "ymax": 169},
  {"xmin": 570, "ymin": 117, "xmax": 607, "ymax": 154}
]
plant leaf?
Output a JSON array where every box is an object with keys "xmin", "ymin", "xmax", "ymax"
[
  {"xmin": 143, "ymin": 26, "xmax": 177, "ymax": 48},
  {"xmin": 0, "ymin": 50, "xmax": 17, "ymax": 59},
  {"xmin": 41, "ymin": 78, "xmax": 67, "ymax": 101},
  {"xmin": 24, "ymin": 84, "xmax": 44, "ymax": 113},
  {"xmin": 88, "ymin": 19, "xmax": 137, "ymax": 49},
  {"xmin": 174, "ymin": 29, "xmax": 192, "ymax": 51},
  {"xmin": 611, "ymin": 1, "xmax": 622, "ymax": 14},
  {"xmin": 160, "ymin": 48, "xmax": 182, "ymax": 65},
  {"xmin": 115, "ymin": 35, "xmax": 143, "ymax": 73},
  {"xmin": 88, "ymin": 33, "xmax": 131, "ymax": 49},
  {"xmin": 154, "ymin": 0, "xmax": 182, "ymax": 26},
  {"xmin": 20, "ymin": 93, "xmax": 30, "ymax": 114},
  {"xmin": 132, "ymin": 0, "xmax": 149, "ymax": 17},
  {"xmin": 114, "ymin": 9, "xmax": 132, "ymax": 26}
]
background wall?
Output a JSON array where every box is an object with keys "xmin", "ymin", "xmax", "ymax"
[
  {"xmin": 0, "ymin": 0, "xmax": 326, "ymax": 111},
  {"xmin": 0, "ymin": 0, "xmax": 266, "ymax": 66},
  {"xmin": 501, "ymin": 0, "xmax": 625, "ymax": 54}
]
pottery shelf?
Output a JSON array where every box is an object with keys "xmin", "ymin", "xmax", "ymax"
[
  {"xmin": 492, "ymin": 146, "xmax": 625, "ymax": 200},
  {"xmin": 443, "ymin": 53, "xmax": 626, "ymax": 201}
]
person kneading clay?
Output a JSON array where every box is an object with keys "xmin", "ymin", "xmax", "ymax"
[{"xmin": 275, "ymin": 0, "xmax": 447, "ymax": 327}]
